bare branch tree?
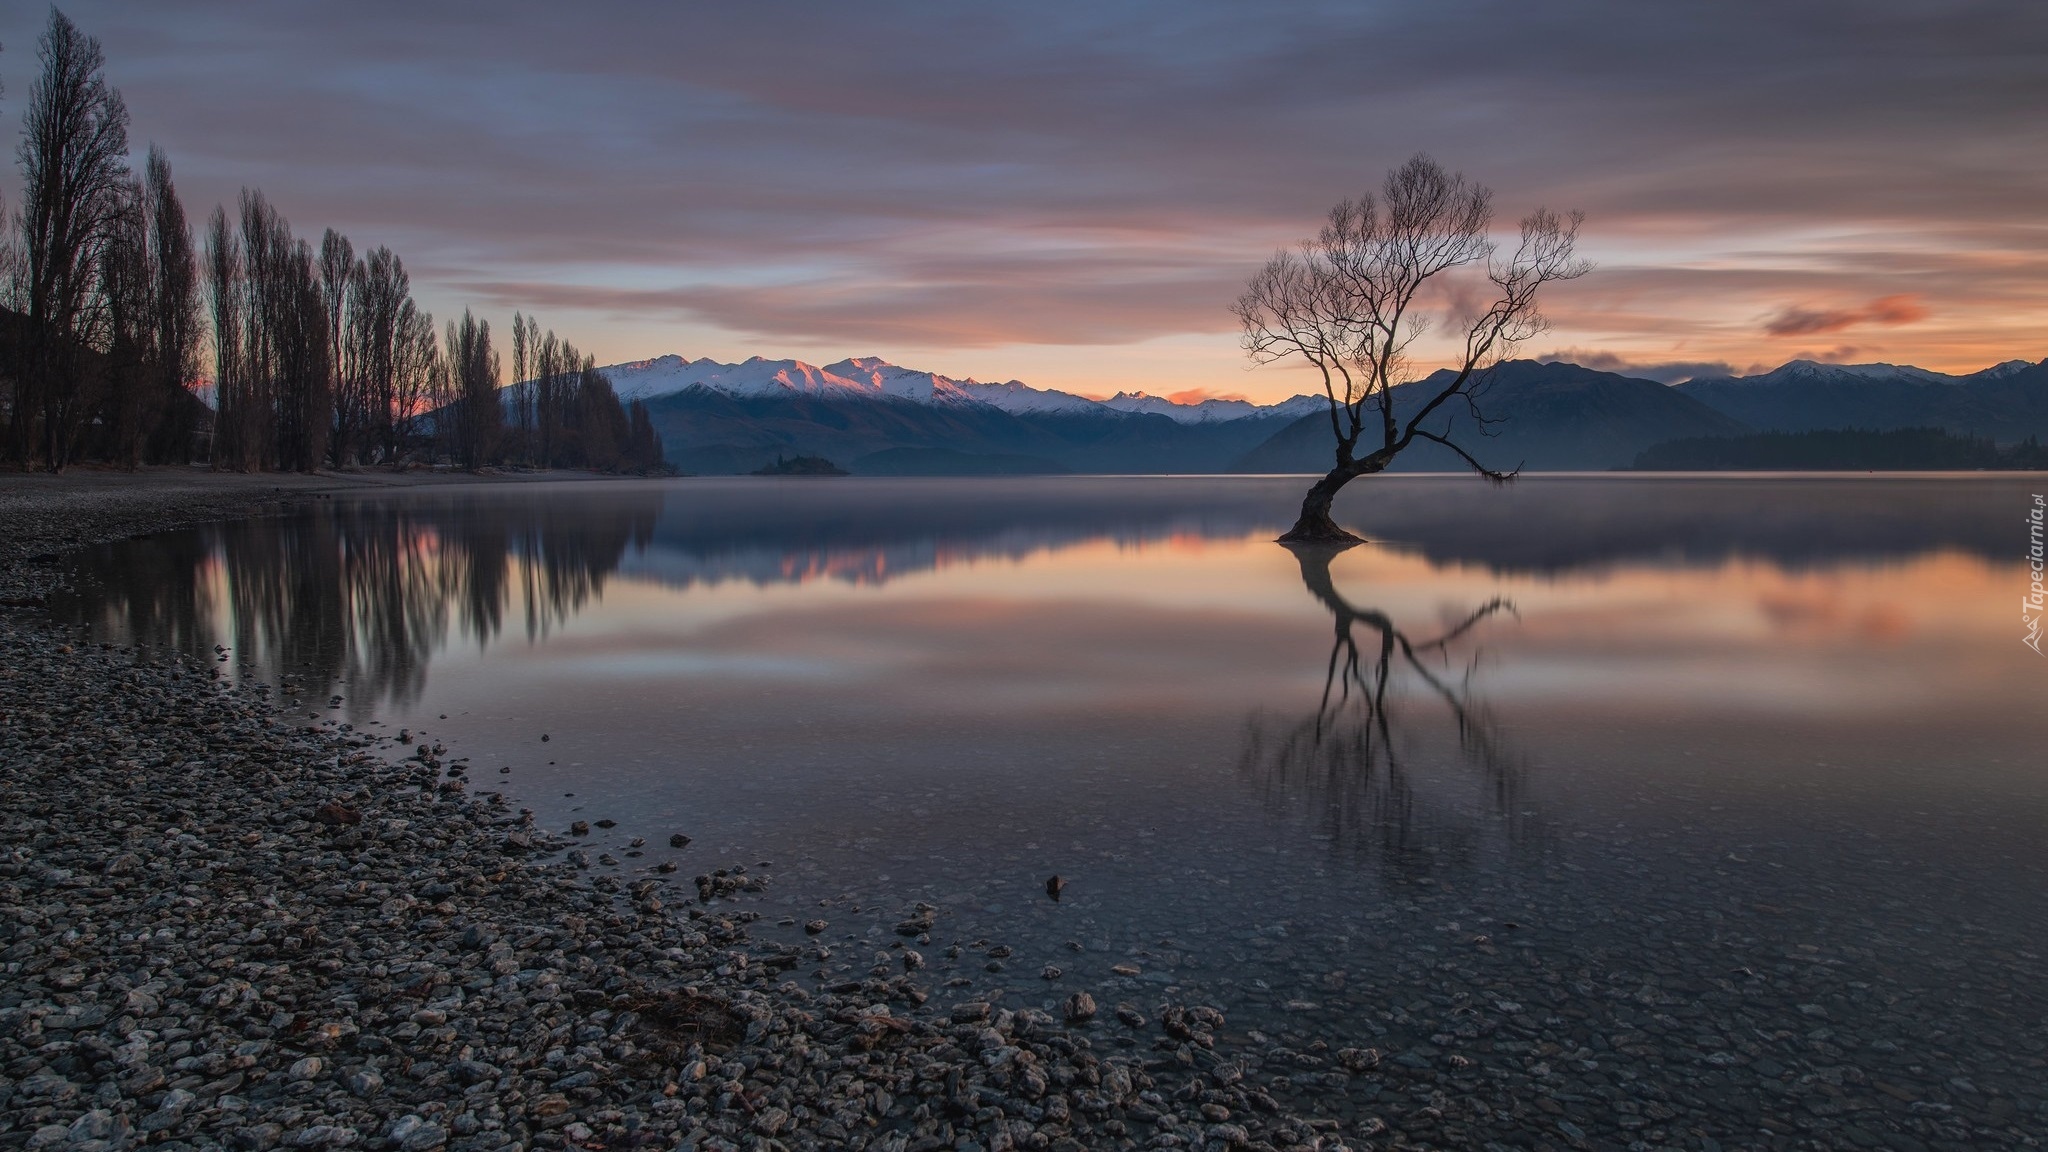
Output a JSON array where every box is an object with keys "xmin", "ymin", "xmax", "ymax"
[
  {"xmin": 143, "ymin": 145, "xmax": 202, "ymax": 463},
  {"xmin": 10, "ymin": 8, "xmax": 130, "ymax": 470},
  {"xmin": 1235, "ymin": 155, "xmax": 1591, "ymax": 542},
  {"xmin": 445, "ymin": 309, "xmax": 499, "ymax": 470},
  {"xmin": 203, "ymin": 204, "xmax": 248, "ymax": 469}
]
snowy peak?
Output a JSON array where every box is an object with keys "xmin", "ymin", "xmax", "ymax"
[
  {"xmin": 1974, "ymin": 358, "xmax": 2043, "ymax": 380},
  {"xmin": 1772, "ymin": 359, "xmax": 1955, "ymax": 384},
  {"xmin": 1101, "ymin": 390, "xmax": 1325, "ymax": 425},
  {"xmin": 591, "ymin": 353, "xmax": 1322, "ymax": 422}
]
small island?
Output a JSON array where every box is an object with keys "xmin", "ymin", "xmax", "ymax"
[{"xmin": 751, "ymin": 453, "xmax": 849, "ymax": 476}]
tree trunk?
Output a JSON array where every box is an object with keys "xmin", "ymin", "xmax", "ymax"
[{"xmin": 1279, "ymin": 464, "xmax": 1368, "ymax": 543}]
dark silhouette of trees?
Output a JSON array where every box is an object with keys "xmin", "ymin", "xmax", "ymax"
[
  {"xmin": 142, "ymin": 147, "xmax": 202, "ymax": 462},
  {"xmin": 319, "ymin": 228, "xmax": 360, "ymax": 465},
  {"xmin": 97, "ymin": 176, "xmax": 151, "ymax": 464},
  {"xmin": 626, "ymin": 399, "xmax": 664, "ymax": 472},
  {"xmin": 203, "ymin": 204, "xmax": 254, "ymax": 468},
  {"xmin": 9, "ymin": 8, "xmax": 129, "ymax": 470},
  {"xmin": 1236, "ymin": 155, "xmax": 1591, "ymax": 542},
  {"xmin": 503, "ymin": 316, "xmax": 664, "ymax": 473},
  {"xmin": 510, "ymin": 311, "xmax": 536, "ymax": 464},
  {"xmin": 331, "ymin": 243, "xmax": 432, "ymax": 465},
  {"xmin": 445, "ymin": 309, "xmax": 500, "ymax": 469},
  {"xmin": 94, "ymin": 146, "xmax": 204, "ymax": 467},
  {"xmin": 225, "ymin": 190, "xmax": 330, "ymax": 471},
  {"xmin": 1, "ymin": 11, "xmax": 653, "ymax": 476}
]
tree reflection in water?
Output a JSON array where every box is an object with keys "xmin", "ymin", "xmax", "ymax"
[
  {"xmin": 1239, "ymin": 543, "xmax": 1532, "ymax": 877},
  {"xmin": 63, "ymin": 490, "xmax": 662, "ymax": 715}
]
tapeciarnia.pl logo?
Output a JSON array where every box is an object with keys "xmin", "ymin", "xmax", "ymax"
[{"xmin": 2027, "ymin": 493, "xmax": 2045, "ymax": 655}]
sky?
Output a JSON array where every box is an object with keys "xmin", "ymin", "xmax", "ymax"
[{"xmin": 0, "ymin": 1, "xmax": 2043, "ymax": 403}]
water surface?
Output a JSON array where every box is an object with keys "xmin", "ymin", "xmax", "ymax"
[{"xmin": 59, "ymin": 475, "xmax": 2048, "ymax": 1144}]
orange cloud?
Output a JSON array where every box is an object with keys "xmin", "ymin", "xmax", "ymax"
[
  {"xmin": 1764, "ymin": 294, "xmax": 1929, "ymax": 338},
  {"xmin": 1165, "ymin": 387, "xmax": 1248, "ymax": 405}
]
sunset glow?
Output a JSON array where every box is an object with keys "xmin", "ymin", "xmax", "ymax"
[{"xmin": 4, "ymin": 3, "xmax": 2040, "ymax": 400}]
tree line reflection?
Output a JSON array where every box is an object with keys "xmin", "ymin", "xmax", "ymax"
[{"xmin": 64, "ymin": 490, "xmax": 663, "ymax": 713}]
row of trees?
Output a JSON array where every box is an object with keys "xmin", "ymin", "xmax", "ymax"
[
  {"xmin": 0, "ymin": 9, "xmax": 664, "ymax": 475},
  {"xmin": 4, "ymin": 13, "xmax": 201, "ymax": 469},
  {"xmin": 507, "ymin": 315, "xmax": 664, "ymax": 473}
]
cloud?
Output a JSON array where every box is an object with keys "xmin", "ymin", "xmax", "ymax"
[
  {"xmin": 5, "ymin": 0, "xmax": 2045, "ymax": 392},
  {"xmin": 1763, "ymin": 295, "xmax": 1929, "ymax": 338},
  {"xmin": 1165, "ymin": 388, "xmax": 1249, "ymax": 404},
  {"xmin": 1531, "ymin": 349, "xmax": 1743, "ymax": 384}
]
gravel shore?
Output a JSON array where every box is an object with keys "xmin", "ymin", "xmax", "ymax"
[{"xmin": 0, "ymin": 474, "xmax": 1355, "ymax": 1152}]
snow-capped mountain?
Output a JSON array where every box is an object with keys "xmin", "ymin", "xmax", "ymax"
[
  {"xmin": 1700, "ymin": 359, "xmax": 1960, "ymax": 388},
  {"xmin": 593, "ymin": 353, "xmax": 1318, "ymax": 423},
  {"xmin": 1100, "ymin": 390, "xmax": 1327, "ymax": 424}
]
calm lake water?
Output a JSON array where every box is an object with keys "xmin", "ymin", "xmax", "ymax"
[{"xmin": 58, "ymin": 475, "xmax": 2048, "ymax": 1142}]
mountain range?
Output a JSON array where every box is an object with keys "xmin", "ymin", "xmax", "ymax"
[{"xmin": 592, "ymin": 352, "xmax": 2048, "ymax": 474}]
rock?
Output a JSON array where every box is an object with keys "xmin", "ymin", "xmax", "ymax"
[
  {"xmin": 669, "ymin": 833, "xmax": 692, "ymax": 847},
  {"xmin": 804, "ymin": 919, "xmax": 828, "ymax": 934},
  {"xmin": 1041, "ymin": 965, "xmax": 1064, "ymax": 980},
  {"xmin": 1045, "ymin": 874, "xmax": 1066, "ymax": 901},
  {"xmin": 231, "ymin": 1123, "xmax": 285, "ymax": 1151},
  {"xmin": 346, "ymin": 1068, "xmax": 384, "ymax": 1096},
  {"xmin": 314, "ymin": 800, "xmax": 361, "ymax": 826},
  {"xmin": 1337, "ymin": 1047, "xmax": 1382, "ymax": 1073},
  {"xmin": 569, "ymin": 820, "xmax": 590, "ymax": 836},
  {"xmin": 1063, "ymin": 992, "xmax": 1098, "ymax": 1023}
]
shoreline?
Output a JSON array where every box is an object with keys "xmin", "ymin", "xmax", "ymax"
[{"xmin": 0, "ymin": 475, "xmax": 1347, "ymax": 1152}]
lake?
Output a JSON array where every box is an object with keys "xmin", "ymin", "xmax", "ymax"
[{"xmin": 56, "ymin": 474, "xmax": 2048, "ymax": 1144}]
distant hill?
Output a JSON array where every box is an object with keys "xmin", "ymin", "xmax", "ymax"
[
  {"xmin": 638, "ymin": 385, "xmax": 1305, "ymax": 475},
  {"xmin": 1233, "ymin": 360, "xmax": 1749, "ymax": 473},
  {"xmin": 598, "ymin": 349, "xmax": 2048, "ymax": 475},
  {"xmin": 1630, "ymin": 427, "xmax": 2048, "ymax": 471},
  {"xmin": 599, "ymin": 352, "xmax": 1323, "ymax": 424},
  {"xmin": 1676, "ymin": 358, "xmax": 2048, "ymax": 441}
]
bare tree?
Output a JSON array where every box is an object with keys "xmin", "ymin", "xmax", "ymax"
[
  {"xmin": 318, "ymin": 228, "xmax": 360, "ymax": 465},
  {"xmin": 445, "ymin": 309, "xmax": 499, "ymax": 470},
  {"xmin": 234, "ymin": 190, "xmax": 329, "ymax": 471},
  {"xmin": 1235, "ymin": 155, "xmax": 1591, "ymax": 542},
  {"xmin": 204, "ymin": 205, "xmax": 250, "ymax": 468},
  {"xmin": 143, "ymin": 145, "xmax": 201, "ymax": 462},
  {"xmin": 98, "ymin": 177, "xmax": 151, "ymax": 466},
  {"xmin": 10, "ymin": 8, "xmax": 130, "ymax": 470},
  {"xmin": 510, "ymin": 310, "xmax": 533, "ymax": 465},
  {"xmin": 389, "ymin": 295, "xmax": 437, "ymax": 454}
]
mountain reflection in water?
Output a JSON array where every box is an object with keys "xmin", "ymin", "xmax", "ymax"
[
  {"xmin": 55, "ymin": 474, "xmax": 2040, "ymax": 725},
  {"xmin": 46, "ymin": 474, "xmax": 2048, "ymax": 1144}
]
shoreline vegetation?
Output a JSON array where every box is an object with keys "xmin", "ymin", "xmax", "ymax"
[
  {"xmin": 0, "ymin": 474, "xmax": 1361, "ymax": 1152},
  {"xmin": 1, "ymin": 11, "xmax": 664, "ymax": 481}
]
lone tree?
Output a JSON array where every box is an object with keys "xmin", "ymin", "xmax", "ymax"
[
  {"xmin": 12, "ymin": 8, "xmax": 130, "ymax": 470},
  {"xmin": 1235, "ymin": 154, "xmax": 1590, "ymax": 542}
]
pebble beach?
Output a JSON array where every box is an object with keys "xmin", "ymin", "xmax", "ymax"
[{"xmin": 0, "ymin": 473, "xmax": 1351, "ymax": 1152}]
